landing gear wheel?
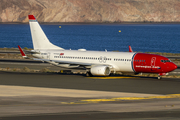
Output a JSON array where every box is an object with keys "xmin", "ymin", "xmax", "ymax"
[
  {"xmin": 86, "ymin": 72, "xmax": 93, "ymax": 77},
  {"xmin": 158, "ymin": 76, "xmax": 162, "ymax": 80},
  {"xmin": 109, "ymin": 73, "xmax": 112, "ymax": 76}
]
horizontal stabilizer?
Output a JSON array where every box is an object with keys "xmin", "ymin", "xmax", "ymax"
[{"xmin": 18, "ymin": 45, "xmax": 28, "ymax": 59}]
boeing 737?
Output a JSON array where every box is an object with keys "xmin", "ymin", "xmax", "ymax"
[{"xmin": 18, "ymin": 15, "xmax": 177, "ymax": 79}]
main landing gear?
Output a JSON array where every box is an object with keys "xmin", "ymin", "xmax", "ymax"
[{"xmin": 86, "ymin": 71, "xmax": 93, "ymax": 77}]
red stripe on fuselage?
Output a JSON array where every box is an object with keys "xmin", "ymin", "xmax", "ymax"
[{"xmin": 133, "ymin": 53, "xmax": 177, "ymax": 73}]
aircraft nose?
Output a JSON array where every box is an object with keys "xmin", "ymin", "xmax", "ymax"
[
  {"xmin": 169, "ymin": 63, "xmax": 177, "ymax": 72},
  {"xmin": 174, "ymin": 64, "xmax": 177, "ymax": 69}
]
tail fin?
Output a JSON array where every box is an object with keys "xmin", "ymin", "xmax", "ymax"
[{"xmin": 28, "ymin": 15, "xmax": 64, "ymax": 50}]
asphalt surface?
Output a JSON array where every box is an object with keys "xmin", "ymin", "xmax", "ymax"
[
  {"xmin": 0, "ymin": 72, "xmax": 180, "ymax": 119},
  {"xmin": 0, "ymin": 71, "xmax": 180, "ymax": 94},
  {"xmin": 0, "ymin": 59, "xmax": 180, "ymax": 119},
  {"xmin": 2, "ymin": 111, "xmax": 180, "ymax": 120}
]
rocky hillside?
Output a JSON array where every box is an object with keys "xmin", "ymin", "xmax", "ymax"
[{"xmin": 0, "ymin": 0, "xmax": 180, "ymax": 23}]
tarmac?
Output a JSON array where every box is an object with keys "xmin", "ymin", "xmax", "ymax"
[
  {"xmin": 0, "ymin": 71, "xmax": 180, "ymax": 119},
  {"xmin": 0, "ymin": 59, "xmax": 180, "ymax": 119}
]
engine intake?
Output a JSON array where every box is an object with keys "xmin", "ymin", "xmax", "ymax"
[{"xmin": 90, "ymin": 66, "xmax": 111, "ymax": 76}]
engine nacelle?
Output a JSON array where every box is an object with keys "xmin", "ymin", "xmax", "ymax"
[{"xmin": 90, "ymin": 66, "xmax": 111, "ymax": 76}]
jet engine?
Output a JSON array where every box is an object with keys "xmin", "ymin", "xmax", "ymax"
[{"xmin": 90, "ymin": 66, "xmax": 111, "ymax": 76}]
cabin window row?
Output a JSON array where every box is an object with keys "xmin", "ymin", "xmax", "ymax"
[
  {"xmin": 134, "ymin": 60, "xmax": 146, "ymax": 62},
  {"xmin": 114, "ymin": 59, "xmax": 132, "ymax": 62},
  {"xmin": 54, "ymin": 56, "xmax": 111, "ymax": 61}
]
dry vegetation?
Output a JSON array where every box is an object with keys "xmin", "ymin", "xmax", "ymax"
[
  {"xmin": 145, "ymin": 52, "xmax": 180, "ymax": 56},
  {"xmin": 0, "ymin": 53, "xmax": 33, "ymax": 59},
  {"xmin": 0, "ymin": 67, "xmax": 55, "ymax": 73}
]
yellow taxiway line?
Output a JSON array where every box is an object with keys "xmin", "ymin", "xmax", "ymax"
[
  {"xmin": 61, "ymin": 94, "xmax": 180, "ymax": 105},
  {"xmin": 87, "ymin": 76, "xmax": 136, "ymax": 79}
]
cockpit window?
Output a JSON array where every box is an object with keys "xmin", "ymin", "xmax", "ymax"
[{"xmin": 161, "ymin": 60, "xmax": 171, "ymax": 63}]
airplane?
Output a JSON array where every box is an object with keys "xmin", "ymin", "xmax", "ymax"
[{"xmin": 18, "ymin": 15, "xmax": 177, "ymax": 79}]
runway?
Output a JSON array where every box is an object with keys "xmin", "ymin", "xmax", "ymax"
[
  {"xmin": 1, "ymin": 71, "xmax": 180, "ymax": 94},
  {"xmin": 0, "ymin": 58, "xmax": 180, "ymax": 119},
  {"xmin": 0, "ymin": 71, "xmax": 180, "ymax": 119}
]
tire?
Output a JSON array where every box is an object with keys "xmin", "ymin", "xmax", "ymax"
[{"xmin": 86, "ymin": 72, "xmax": 93, "ymax": 77}]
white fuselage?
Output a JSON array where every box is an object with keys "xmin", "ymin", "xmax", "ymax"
[{"xmin": 34, "ymin": 49, "xmax": 136, "ymax": 72}]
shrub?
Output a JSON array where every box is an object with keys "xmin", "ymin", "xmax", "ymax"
[{"xmin": 22, "ymin": 67, "xmax": 30, "ymax": 72}]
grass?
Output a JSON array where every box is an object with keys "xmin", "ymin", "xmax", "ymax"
[
  {"xmin": 0, "ymin": 47, "xmax": 32, "ymax": 51},
  {"xmin": 40, "ymin": 68, "xmax": 54, "ymax": 73}
]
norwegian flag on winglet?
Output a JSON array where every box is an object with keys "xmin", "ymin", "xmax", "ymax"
[{"xmin": 60, "ymin": 53, "xmax": 64, "ymax": 55}]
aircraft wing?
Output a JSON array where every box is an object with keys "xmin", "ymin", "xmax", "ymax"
[
  {"xmin": 33, "ymin": 58, "xmax": 91, "ymax": 65},
  {"xmin": 33, "ymin": 58, "xmax": 109, "ymax": 67}
]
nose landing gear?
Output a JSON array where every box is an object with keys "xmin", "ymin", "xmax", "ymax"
[
  {"xmin": 158, "ymin": 73, "xmax": 168, "ymax": 79},
  {"xmin": 158, "ymin": 76, "xmax": 162, "ymax": 80}
]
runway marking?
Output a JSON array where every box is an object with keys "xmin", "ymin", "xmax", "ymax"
[
  {"xmin": 61, "ymin": 94, "xmax": 180, "ymax": 104},
  {"xmin": 1, "ymin": 85, "xmax": 179, "ymax": 105},
  {"xmin": 0, "ymin": 85, "xmax": 156, "ymax": 98},
  {"xmin": 87, "ymin": 76, "xmax": 136, "ymax": 79}
]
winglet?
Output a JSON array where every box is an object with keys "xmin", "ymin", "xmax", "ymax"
[
  {"xmin": 18, "ymin": 45, "xmax": 28, "ymax": 58},
  {"xmin": 129, "ymin": 45, "xmax": 133, "ymax": 52}
]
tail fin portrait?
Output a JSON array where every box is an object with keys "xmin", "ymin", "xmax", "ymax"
[{"xmin": 28, "ymin": 15, "xmax": 64, "ymax": 50}]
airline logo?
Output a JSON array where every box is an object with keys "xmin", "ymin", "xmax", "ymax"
[
  {"xmin": 135, "ymin": 65, "xmax": 160, "ymax": 69},
  {"xmin": 60, "ymin": 53, "xmax": 64, "ymax": 55}
]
